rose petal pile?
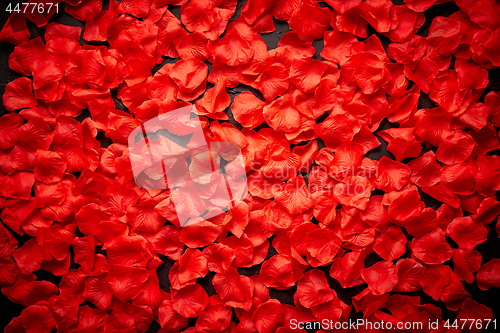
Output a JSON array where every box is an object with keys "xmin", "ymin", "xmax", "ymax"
[{"xmin": 1, "ymin": 0, "xmax": 500, "ymax": 332}]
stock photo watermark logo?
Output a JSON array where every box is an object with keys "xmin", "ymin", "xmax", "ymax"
[
  {"xmin": 128, "ymin": 105, "xmax": 379, "ymax": 226},
  {"xmin": 128, "ymin": 105, "xmax": 247, "ymax": 227}
]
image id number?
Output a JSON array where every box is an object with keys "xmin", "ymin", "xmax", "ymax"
[{"xmin": 6, "ymin": 2, "xmax": 59, "ymax": 14}]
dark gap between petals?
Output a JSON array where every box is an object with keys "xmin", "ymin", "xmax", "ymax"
[
  {"xmin": 462, "ymin": 282, "xmax": 500, "ymax": 320},
  {"xmin": 366, "ymin": 132, "xmax": 392, "ymax": 161},
  {"xmin": 69, "ymin": 242, "xmax": 78, "ymax": 270},
  {"xmin": 145, "ymin": 320, "xmax": 161, "ymax": 333},
  {"xmin": 364, "ymin": 251, "xmax": 384, "ymax": 269},
  {"xmin": 312, "ymin": 38, "xmax": 324, "ymax": 60},
  {"xmin": 399, "ymin": 227, "xmax": 412, "ymax": 259},
  {"xmin": 157, "ymin": 257, "xmax": 176, "ymax": 293},
  {"xmin": 480, "ymin": 67, "xmax": 500, "ymax": 103},
  {"xmin": 258, "ymin": 18, "xmax": 290, "ymax": 51},
  {"xmin": 152, "ymin": 57, "xmax": 179, "ymax": 75},
  {"xmin": 2, "ymin": 221, "xmax": 31, "ymax": 247},
  {"xmin": 102, "ymin": 0, "xmax": 110, "ymax": 11},
  {"xmin": 228, "ymin": 0, "xmax": 248, "ymax": 26},
  {"xmin": 269, "ymin": 285, "xmax": 296, "ymax": 306},
  {"xmin": 418, "ymin": 187, "xmax": 442, "ymax": 210},
  {"xmin": 26, "ymin": 17, "xmax": 44, "ymax": 41},
  {"xmin": 445, "ymin": 235, "xmax": 459, "ymax": 250},
  {"xmin": 96, "ymin": 131, "xmax": 113, "ymax": 148},
  {"xmin": 0, "ymin": 43, "xmax": 22, "ymax": 117},
  {"xmin": 80, "ymin": 300, "xmax": 98, "ymax": 310},
  {"xmin": 316, "ymin": 264, "xmax": 366, "ymax": 307},
  {"xmin": 315, "ymin": 111, "xmax": 329, "ymax": 124},
  {"xmin": 230, "ymin": 308, "xmax": 240, "ymax": 325},
  {"xmin": 419, "ymin": 290, "xmax": 458, "ymax": 320},
  {"xmin": 474, "ymin": 223, "xmax": 500, "ymax": 264},
  {"xmin": 449, "ymin": 55, "xmax": 456, "ymax": 70},
  {"xmin": 197, "ymin": 271, "xmax": 216, "ymax": 297},
  {"xmin": 167, "ymin": 5, "xmax": 182, "ymax": 22},
  {"xmin": 315, "ymin": 138, "xmax": 326, "ymax": 150},
  {"xmin": 187, "ymin": 317, "xmax": 198, "ymax": 330},
  {"xmin": 75, "ymin": 108, "xmax": 91, "ymax": 123},
  {"xmin": 85, "ymin": 40, "xmax": 111, "ymax": 48},
  {"xmin": 123, "ymin": 13, "xmax": 144, "ymax": 22},
  {"xmin": 34, "ymin": 269, "xmax": 61, "ymax": 286}
]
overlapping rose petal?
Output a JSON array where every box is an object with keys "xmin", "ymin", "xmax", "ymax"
[{"xmin": 1, "ymin": 0, "xmax": 500, "ymax": 331}]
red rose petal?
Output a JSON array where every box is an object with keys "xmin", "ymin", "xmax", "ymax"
[
  {"xmin": 360, "ymin": 260, "xmax": 398, "ymax": 295},
  {"xmin": 171, "ymin": 284, "xmax": 209, "ymax": 318},
  {"xmin": 288, "ymin": 3, "xmax": 331, "ymax": 41},
  {"xmin": 297, "ymin": 269, "xmax": 336, "ymax": 308},
  {"xmin": 372, "ymin": 226, "xmax": 406, "ymax": 261},
  {"xmin": 374, "ymin": 156, "xmax": 411, "ymax": 192}
]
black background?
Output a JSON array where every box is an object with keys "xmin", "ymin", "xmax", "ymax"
[{"xmin": 1, "ymin": 0, "xmax": 500, "ymax": 331}]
